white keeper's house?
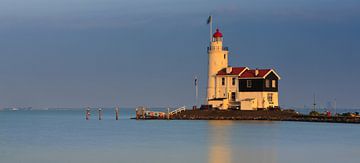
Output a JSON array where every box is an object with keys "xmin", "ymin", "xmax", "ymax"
[{"xmin": 206, "ymin": 28, "xmax": 281, "ymax": 110}]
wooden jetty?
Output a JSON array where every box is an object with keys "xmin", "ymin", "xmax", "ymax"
[{"xmin": 135, "ymin": 106, "xmax": 186, "ymax": 120}]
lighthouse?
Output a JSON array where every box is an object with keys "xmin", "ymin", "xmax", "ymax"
[
  {"xmin": 205, "ymin": 27, "xmax": 281, "ymax": 110},
  {"xmin": 207, "ymin": 29, "xmax": 229, "ymax": 102}
]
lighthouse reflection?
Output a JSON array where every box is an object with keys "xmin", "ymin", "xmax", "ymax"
[
  {"xmin": 208, "ymin": 121, "xmax": 233, "ymax": 163},
  {"xmin": 208, "ymin": 121, "xmax": 277, "ymax": 163}
]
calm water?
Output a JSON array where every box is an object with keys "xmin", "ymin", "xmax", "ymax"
[{"xmin": 1, "ymin": 109, "xmax": 360, "ymax": 163}]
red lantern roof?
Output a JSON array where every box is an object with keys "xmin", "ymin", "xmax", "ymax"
[{"xmin": 213, "ymin": 28, "xmax": 223, "ymax": 38}]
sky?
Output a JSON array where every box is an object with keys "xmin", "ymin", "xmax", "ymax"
[{"xmin": 0, "ymin": 0, "xmax": 359, "ymax": 109}]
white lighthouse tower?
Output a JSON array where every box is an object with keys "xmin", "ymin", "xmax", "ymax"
[{"xmin": 207, "ymin": 29, "xmax": 229, "ymax": 103}]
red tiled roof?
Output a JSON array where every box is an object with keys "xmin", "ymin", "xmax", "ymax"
[
  {"xmin": 239, "ymin": 69, "xmax": 272, "ymax": 78},
  {"xmin": 217, "ymin": 67, "xmax": 247, "ymax": 75}
]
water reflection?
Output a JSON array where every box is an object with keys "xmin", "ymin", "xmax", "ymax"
[
  {"xmin": 208, "ymin": 121, "xmax": 278, "ymax": 163},
  {"xmin": 208, "ymin": 121, "xmax": 233, "ymax": 163}
]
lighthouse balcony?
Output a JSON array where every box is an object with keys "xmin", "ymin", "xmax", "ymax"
[{"xmin": 207, "ymin": 46, "xmax": 229, "ymax": 52}]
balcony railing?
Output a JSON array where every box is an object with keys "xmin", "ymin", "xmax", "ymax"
[{"xmin": 207, "ymin": 46, "xmax": 229, "ymax": 52}]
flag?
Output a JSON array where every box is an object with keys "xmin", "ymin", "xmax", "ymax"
[{"xmin": 206, "ymin": 15, "xmax": 212, "ymax": 24}]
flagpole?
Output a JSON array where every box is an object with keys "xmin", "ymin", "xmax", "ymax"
[
  {"xmin": 209, "ymin": 15, "xmax": 212, "ymax": 42},
  {"xmin": 206, "ymin": 15, "xmax": 212, "ymax": 105}
]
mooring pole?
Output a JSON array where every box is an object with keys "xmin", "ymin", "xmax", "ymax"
[
  {"xmin": 313, "ymin": 94, "xmax": 317, "ymax": 112},
  {"xmin": 98, "ymin": 108, "xmax": 102, "ymax": 120},
  {"xmin": 334, "ymin": 98, "xmax": 337, "ymax": 116},
  {"xmin": 86, "ymin": 108, "xmax": 90, "ymax": 120},
  {"xmin": 167, "ymin": 108, "xmax": 170, "ymax": 120},
  {"xmin": 135, "ymin": 108, "xmax": 139, "ymax": 120},
  {"xmin": 115, "ymin": 107, "xmax": 119, "ymax": 120}
]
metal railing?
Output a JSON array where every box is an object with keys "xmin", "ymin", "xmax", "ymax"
[
  {"xmin": 207, "ymin": 46, "xmax": 229, "ymax": 52},
  {"xmin": 169, "ymin": 106, "xmax": 186, "ymax": 115}
]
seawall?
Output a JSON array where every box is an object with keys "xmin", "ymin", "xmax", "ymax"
[{"xmin": 170, "ymin": 110, "xmax": 360, "ymax": 123}]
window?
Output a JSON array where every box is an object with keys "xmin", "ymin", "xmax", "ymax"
[
  {"xmin": 272, "ymin": 80, "xmax": 276, "ymax": 88},
  {"xmin": 267, "ymin": 93, "xmax": 273, "ymax": 103},
  {"xmin": 232, "ymin": 78, "xmax": 236, "ymax": 85},
  {"xmin": 246, "ymin": 80, "xmax": 252, "ymax": 88},
  {"xmin": 224, "ymin": 54, "xmax": 226, "ymax": 59},
  {"xmin": 265, "ymin": 80, "xmax": 270, "ymax": 88},
  {"xmin": 222, "ymin": 78, "xmax": 225, "ymax": 85}
]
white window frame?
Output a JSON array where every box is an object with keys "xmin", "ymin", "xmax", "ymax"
[
  {"xmin": 265, "ymin": 79, "xmax": 270, "ymax": 88},
  {"xmin": 272, "ymin": 80, "xmax": 276, "ymax": 88},
  {"xmin": 246, "ymin": 80, "xmax": 252, "ymax": 88}
]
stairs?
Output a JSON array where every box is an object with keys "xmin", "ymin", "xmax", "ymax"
[{"xmin": 169, "ymin": 106, "xmax": 186, "ymax": 116}]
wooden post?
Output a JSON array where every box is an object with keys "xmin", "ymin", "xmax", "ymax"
[
  {"xmin": 135, "ymin": 108, "xmax": 139, "ymax": 120},
  {"xmin": 86, "ymin": 108, "xmax": 90, "ymax": 120},
  {"xmin": 98, "ymin": 108, "xmax": 102, "ymax": 120},
  {"xmin": 115, "ymin": 107, "xmax": 119, "ymax": 120},
  {"xmin": 167, "ymin": 108, "xmax": 170, "ymax": 120}
]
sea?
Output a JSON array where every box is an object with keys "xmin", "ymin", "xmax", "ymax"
[{"xmin": 1, "ymin": 108, "xmax": 360, "ymax": 163}]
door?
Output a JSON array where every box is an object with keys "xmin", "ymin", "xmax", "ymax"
[{"xmin": 231, "ymin": 92, "xmax": 236, "ymax": 101}]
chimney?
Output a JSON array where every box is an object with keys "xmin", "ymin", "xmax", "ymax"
[
  {"xmin": 255, "ymin": 69, "xmax": 259, "ymax": 76},
  {"xmin": 226, "ymin": 67, "xmax": 232, "ymax": 74}
]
